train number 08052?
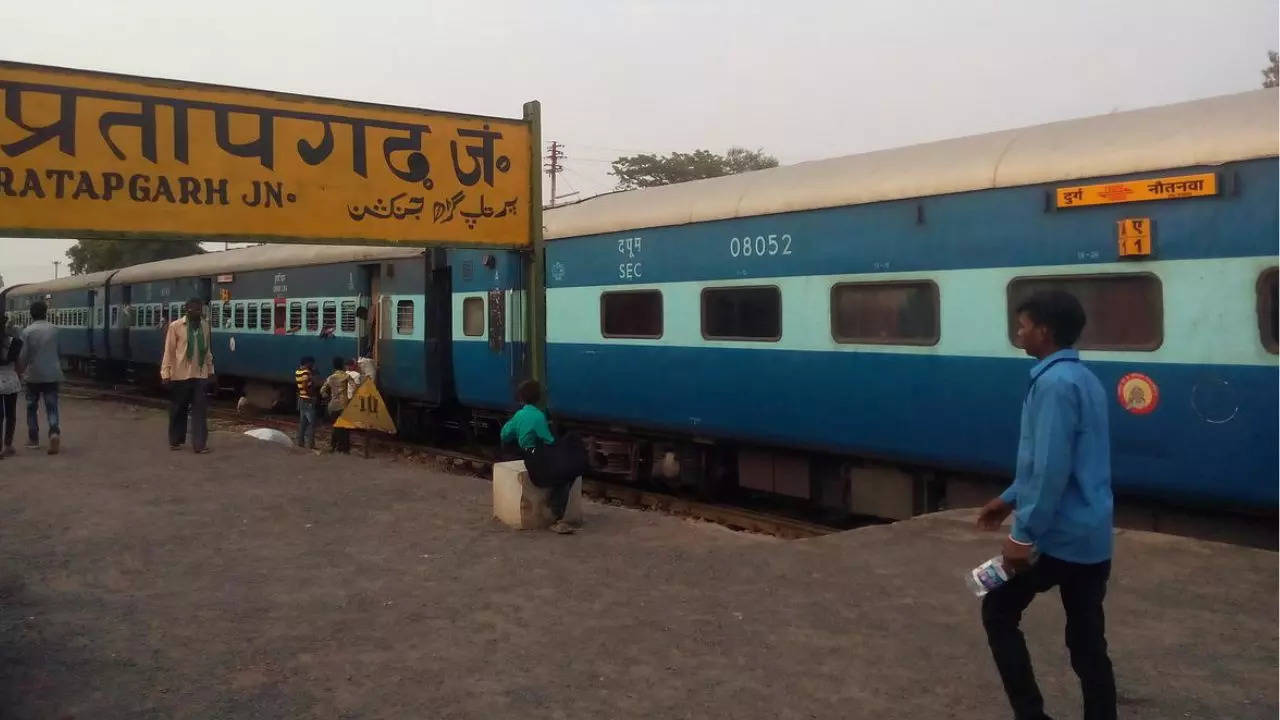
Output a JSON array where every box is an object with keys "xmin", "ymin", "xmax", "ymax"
[{"xmin": 729, "ymin": 234, "xmax": 792, "ymax": 258}]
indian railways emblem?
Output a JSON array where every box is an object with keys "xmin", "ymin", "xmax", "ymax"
[{"xmin": 1117, "ymin": 373, "xmax": 1159, "ymax": 415}]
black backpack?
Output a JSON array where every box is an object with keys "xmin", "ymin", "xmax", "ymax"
[
  {"xmin": 0, "ymin": 336, "xmax": 21, "ymax": 366},
  {"xmin": 523, "ymin": 432, "xmax": 589, "ymax": 489}
]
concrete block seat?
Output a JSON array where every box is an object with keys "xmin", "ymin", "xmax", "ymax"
[{"xmin": 492, "ymin": 459, "xmax": 583, "ymax": 529}]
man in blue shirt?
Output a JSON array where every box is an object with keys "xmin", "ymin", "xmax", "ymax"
[{"xmin": 976, "ymin": 290, "xmax": 1116, "ymax": 720}]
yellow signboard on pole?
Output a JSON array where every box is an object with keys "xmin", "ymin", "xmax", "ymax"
[
  {"xmin": 0, "ymin": 62, "xmax": 533, "ymax": 247},
  {"xmin": 1056, "ymin": 173, "xmax": 1217, "ymax": 208},
  {"xmin": 335, "ymin": 380, "xmax": 397, "ymax": 434}
]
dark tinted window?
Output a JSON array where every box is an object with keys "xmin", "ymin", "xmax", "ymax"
[
  {"xmin": 1259, "ymin": 268, "xmax": 1278, "ymax": 354},
  {"xmin": 1007, "ymin": 274, "xmax": 1162, "ymax": 350},
  {"xmin": 601, "ymin": 291, "xmax": 663, "ymax": 338},
  {"xmin": 701, "ymin": 286, "xmax": 781, "ymax": 341},
  {"xmin": 832, "ymin": 281, "xmax": 939, "ymax": 345}
]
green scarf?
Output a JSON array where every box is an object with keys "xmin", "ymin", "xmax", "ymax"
[{"xmin": 185, "ymin": 319, "xmax": 207, "ymax": 366}]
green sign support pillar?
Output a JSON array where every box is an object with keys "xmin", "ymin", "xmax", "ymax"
[{"xmin": 522, "ymin": 100, "xmax": 546, "ymax": 396}]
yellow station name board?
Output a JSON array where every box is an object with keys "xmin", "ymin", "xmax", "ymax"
[
  {"xmin": 0, "ymin": 62, "xmax": 533, "ymax": 247},
  {"xmin": 1056, "ymin": 172, "xmax": 1217, "ymax": 209}
]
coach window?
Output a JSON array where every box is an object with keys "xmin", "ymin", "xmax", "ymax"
[
  {"xmin": 701, "ymin": 286, "xmax": 781, "ymax": 341},
  {"xmin": 601, "ymin": 290, "xmax": 663, "ymax": 339},
  {"xmin": 110, "ymin": 307, "xmax": 118, "ymax": 327},
  {"xmin": 396, "ymin": 300, "xmax": 415, "ymax": 335},
  {"xmin": 259, "ymin": 302, "xmax": 272, "ymax": 331},
  {"xmin": 322, "ymin": 301, "xmax": 337, "ymax": 333},
  {"xmin": 1258, "ymin": 268, "xmax": 1278, "ymax": 354},
  {"xmin": 305, "ymin": 301, "xmax": 320, "ymax": 332},
  {"xmin": 289, "ymin": 302, "xmax": 302, "ymax": 332},
  {"xmin": 246, "ymin": 303, "xmax": 259, "ymax": 330},
  {"xmin": 210, "ymin": 303, "xmax": 221, "ymax": 328},
  {"xmin": 462, "ymin": 297, "xmax": 485, "ymax": 337},
  {"xmin": 96, "ymin": 308, "xmax": 103, "ymax": 327},
  {"xmin": 233, "ymin": 302, "xmax": 245, "ymax": 329},
  {"xmin": 831, "ymin": 280, "xmax": 939, "ymax": 345},
  {"xmin": 1006, "ymin": 273, "xmax": 1163, "ymax": 351},
  {"xmin": 340, "ymin": 300, "xmax": 357, "ymax": 333}
]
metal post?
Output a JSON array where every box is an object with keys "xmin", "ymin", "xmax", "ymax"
[
  {"xmin": 547, "ymin": 141, "xmax": 558, "ymax": 209},
  {"xmin": 523, "ymin": 101, "xmax": 546, "ymax": 397}
]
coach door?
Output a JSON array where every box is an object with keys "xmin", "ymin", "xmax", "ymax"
[
  {"xmin": 87, "ymin": 289, "xmax": 98, "ymax": 357},
  {"xmin": 121, "ymin": 286, "xmax": 133, "ymax": 363}
]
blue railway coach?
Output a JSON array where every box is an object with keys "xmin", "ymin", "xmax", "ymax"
[
  {"xmin": 2, "ymin": 88, "xmax": 1274, "ymax": 520},
  {"xmin": 542, "ymin": 88, "xmax": 1278, "ymax": 514},
  {"xmin": 4, "ymin": 271, "xmax": 115, "ymax": 374}
]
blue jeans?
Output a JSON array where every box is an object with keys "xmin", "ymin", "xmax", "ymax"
[
  {"xmin": 297, "ymin": 398, "xmax": 316, "ymax": 448},
  {"xmin": 25, "ymin": 381, "xmax": 60, "ymax": 443}
]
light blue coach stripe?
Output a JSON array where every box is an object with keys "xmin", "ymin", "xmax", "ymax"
[{"xmin": 545, "ymin": 256, "xmax": 1279, "ymax": 367}]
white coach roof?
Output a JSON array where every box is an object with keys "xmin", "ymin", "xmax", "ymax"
[
  {"xmin": 112, "ymin": 243, "xmax": 424, "ymax": 284},
  {"xmin": 6, "ymin": 270, "xmax": 115, "ymax": 295},
  {"xmin": 545, "ymin": 89, "xmax": 1278, "ymax": 239}
]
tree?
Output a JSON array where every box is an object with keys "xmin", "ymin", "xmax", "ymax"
[
  {"xmin": 610, "ymin": 147, "xmax": 779, "ymax": 190},
  {"xmin": 1265, "ymin": 51, "xmax": 1279, "ymax": 88},
  {"xmin": 65, "ymin": 238, "xmax": 205, "ymax": 275}
]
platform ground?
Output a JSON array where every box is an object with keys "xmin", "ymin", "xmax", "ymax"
[{"xmin": 0, "ymin": 398, "xmax": 1274, "ymax": 719}]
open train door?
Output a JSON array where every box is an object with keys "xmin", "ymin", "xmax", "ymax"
[
  {"xmin": 87, "ymin": 288, "xmax": 99, "ymax": 358},
  {"xmin": 357, "ymin": 263, "xmax": 385, "ymax": 381}
]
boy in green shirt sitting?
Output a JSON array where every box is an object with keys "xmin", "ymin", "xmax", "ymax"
[{"xmin": 500, "ymin": 381, "xmax": 575, "ymax": 534}]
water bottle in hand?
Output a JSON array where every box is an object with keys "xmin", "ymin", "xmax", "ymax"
[{"xmin": 966, "ymin": 553, "xmax": 1038, "ymax": 597}]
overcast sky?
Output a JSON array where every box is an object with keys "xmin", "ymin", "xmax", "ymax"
[{"xmin": 1, "ymin": 0, "xmax": 1276, "ymax": 284}]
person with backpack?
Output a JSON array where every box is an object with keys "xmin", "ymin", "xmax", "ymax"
[
  {"xmin": 500, "ymin": 380, "xmax": 585, "ymax": 534},
  {"xmin": 319, "ymin": 356, "xmax": 354, "ymax": 454},
  {"xmin": 0, "ymin": 314, "xmax": 21, "ymax": 458}
]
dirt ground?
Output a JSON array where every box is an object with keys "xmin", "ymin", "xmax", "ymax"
[{"xmin": 0, "ymin": 398, "xmax": 1275, "ymax": 719}]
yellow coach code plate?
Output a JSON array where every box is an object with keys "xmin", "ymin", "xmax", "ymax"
[
  {"xmin": 0, "ymin": 62, "xmax": 532, "ymax": 247},
  {"xmin": 1057, "ymin": 173, "xmax": 1217, "ymax": 208},
  {"xmin": 1116, "ymin": 218, "xmax": 1152, "ymax": 257}
]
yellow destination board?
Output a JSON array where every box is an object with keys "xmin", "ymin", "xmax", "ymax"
[
  {"xmin": 0, "ymin": 62, "xmax": 533, "ymax": 247},
  {"xmin": 335, "ymin": 380, "xmax": 397, "ymax": 434},
  {"xmin": 1056, "ymin": 173, "xmax": 1217, "ymax": 208}
]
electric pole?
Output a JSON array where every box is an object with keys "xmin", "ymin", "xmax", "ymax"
[
  {"xmin": 544, "ymin": 141, "xmax": 564, "ymax": 208},
  {"xmin": 53, "ymin": 260, "xmax": 60, "ymax": 278}
]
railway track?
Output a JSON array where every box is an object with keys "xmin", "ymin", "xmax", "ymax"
[{"xmin": 60, "ymin": 379, "xmax": 841, "ymax": 539}]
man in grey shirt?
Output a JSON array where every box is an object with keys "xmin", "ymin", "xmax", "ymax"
[{"xmin": 18, "ymin": 300, "xmax": 63, "ymax": 455}]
